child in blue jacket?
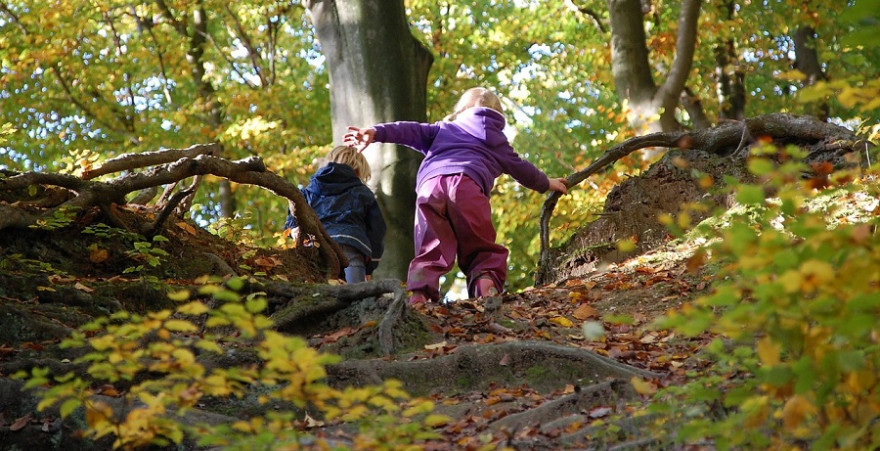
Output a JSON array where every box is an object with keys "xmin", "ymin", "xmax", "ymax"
[{"xmin": 285, "ymin": 146, "xmax": 386, "ymax": 283}]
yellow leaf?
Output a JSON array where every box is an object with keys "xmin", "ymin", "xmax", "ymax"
[
  {"xmin": 424, "ymin": 414, "xmax": 451, "ymax": 427},
  {"xmin": 176, "ymin": 301, "xmax": 208, "ymax": 315},
  {"xmin": 777, "ymin": 69, "xmax": 807, "ymax": 81},
  {"xmin": 757, "ymin": 337, "xmax": 780, "ymax": 366},
  {"xmin": 549, "ymin": 316, "xmax": 574, "ymax": 328},
  {"xmin": 85, "ymin": 401, "xmax": 113, "ymax": 428},
  {"xmin": 782, "ymin": 395, "xmax": 816, "ymax": 430},
  {"xmin": 168, "ymin": 290, "xmax": 191, "ymax": 302},
  {"xmin": 164, "ymin": 319, "xmax": 198, "ymax": 333},
  {"xmin": 630, "ymin": 377, "xmax": 657, "ymax": 395},
  {"xmin": 779, "ymin": 270, "xmax": 802, "ymax": 293},
  {"xmin": 800, "ymin": 259, "xmax": 834, "ymax": 284},
  {"xmin": 616, "ymin": 238, "xmax": 637, "ymax": 252},
  {"xmin": 196, "ymin": 339, "xmax": 223, "ymax": 354}
]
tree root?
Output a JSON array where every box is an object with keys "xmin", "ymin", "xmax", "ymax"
[
  {"xmin": 258, "ymin": 278, "xmax": 409, "ymax": 356},
  {"xmin": 489, "ymin": 379, "xmax": 629, "ymax": 432},
  {"xmin": 327, "ymin": 341, "xmax": 659, "ymax": 396}
]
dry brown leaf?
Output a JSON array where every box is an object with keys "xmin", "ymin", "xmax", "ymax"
[
  {"xmin": 176, "ymin": 221, "xmax": 198, "ymax": 236},
  {"xmin": 74, "ymin": 282, "xmax": 95, "ymax": 293},
  {"xmin": 572, "ymin": 303, "xmax": 599, "ymax": 320},
  {"xmin": 9, "ymin": 414, "xmax": 32, "ymax": 432}
]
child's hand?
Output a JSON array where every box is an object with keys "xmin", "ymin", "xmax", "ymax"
[
  {"xmin": 343, "ymin": 126, "xmax": 376, "ymax": 152},
  {"xmin": 548, "ymin": 177, "xmax": 569, "ymax": 194}
]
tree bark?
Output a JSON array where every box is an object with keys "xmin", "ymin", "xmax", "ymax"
[
  {"xmin": 306, "ymin": 0, "xmax": 434, "ymax": 282},
  {"xmin": 714, "ymin": 1, "xmax": 745, "ymax": 121},
  {"xmin": 606, "ymin": 0, "xmax": 701, "ymax": 134},
  {"xmin": 794, "ymin": 26, "xmax": 829, "ymax": 121}
]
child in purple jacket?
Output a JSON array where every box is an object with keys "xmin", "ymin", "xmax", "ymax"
[{"xmin": 344, "ymin": 87, "xmax": 568, "ymax": 304}]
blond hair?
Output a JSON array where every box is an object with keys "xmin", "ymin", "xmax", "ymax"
[
  {"xmin": 325, "ymin": 146, "xmax": 371, "ymax": 181},
  {"xmin": 445, "ymin": 87, "xmax": 504, "ymax": 121}
]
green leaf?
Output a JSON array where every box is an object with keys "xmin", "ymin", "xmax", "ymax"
[
  {"xmin": 736, "ymin": 185, "xmax": 765, "ymax": 205},
  {"xmin": 60, "ymin": 398, "xmax": 81, "ymax": 418}
]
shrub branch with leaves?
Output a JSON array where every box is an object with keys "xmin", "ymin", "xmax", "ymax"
[
  {"xmin": 648, "ymin": 144, "xmax": 880, "ymax": 449},
  {"xmin": 16, "ymin": 277, "xmax": 448, "ymax": 450}
]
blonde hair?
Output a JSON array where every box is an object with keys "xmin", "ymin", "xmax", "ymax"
[
  {"xmin": 444, "ymin": 87, "xmax": 504, "ymax": 121},
  {"xmin": 325, "ymin": 146, "xmax": 371, "ymax": 182}
]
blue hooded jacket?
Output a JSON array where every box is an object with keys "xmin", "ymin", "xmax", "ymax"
[{"xmin": 285, "ymin": 163, "xmax": 386, "ymax": 274}]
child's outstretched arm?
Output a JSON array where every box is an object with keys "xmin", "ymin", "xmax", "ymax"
[
  {"xmin": 343, "ymin": 126, "xmax": 376, "ymax": 152},
  {"xmin": 547, "ymin": 177, "xmax": 569, "ymax": 195}
]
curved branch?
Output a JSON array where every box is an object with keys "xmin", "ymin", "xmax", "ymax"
[
  {"xmin": 537, "ymin": 114, "xmax": 874, "ymax": 282},
  {"xmin": 567, "ymin": 0, "xmax": 607, "ymax": 34},
  {"xmin": 538, "ymin": 132, "xmax": 687, "ymax": 274},
  {"xmin": 2, "ymin": 151, "xmax": 344, "ymax": 279},
  {"xmin": 82, "ymin": 143, "xmax": 221, "ymax": 179}
]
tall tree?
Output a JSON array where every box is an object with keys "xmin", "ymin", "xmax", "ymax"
[
  {"xmin": 606, "ymin": 0, "xmax": 701, "ymax": 134},
  {"xmin": 0, "ymin": 0, "xmax": 330, "ymax": 240},
  {"xmin": 305, "ymin": 0, "xmax": 433, "ymax": 281}
]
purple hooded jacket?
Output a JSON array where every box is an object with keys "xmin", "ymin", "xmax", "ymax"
[{"xmin": 371, "ymin": 107, "xmax": 550, "ymax": 196}]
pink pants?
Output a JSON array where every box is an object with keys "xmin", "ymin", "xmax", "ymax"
[{"xmin": 407, "ymin": 174, "xmax": 508, "ymax": 301}]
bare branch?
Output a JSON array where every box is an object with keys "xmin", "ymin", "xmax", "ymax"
[
  {"xmin": 223, "ymin": 4, "xmax": 267, "ymax": 87},
  {"xmin": 82, "ymin": 143, "xmax": 221, "ymax": 179}
]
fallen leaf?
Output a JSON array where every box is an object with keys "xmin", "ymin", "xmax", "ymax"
[
  {"xmin": 572, "ymin": 303, "xmax": 599, "ymax": 320},
  {"xmin": 425, "ymin": 341, "xmax": 447, "ymax": 350},
  {"xmin": 549, "ymin": 316, "xmax": 574, "ymax": 328},
  {"xmin": 499, "ymin": 354, "xmax": 510, "ymax": 366},
  {"xmin": 176, "ymin": 221, "xmax": 197, "ymax": 236},
  {"xmin": 631, "ymin": 377, "xmax": 657, "ymax": 395},
  {"xmin": 74, "ymin": 282, "xmax": 95, "ymax": 293},
  {"xmin": 322, "ymin": 327, "xmax": 357, "ymax": 344},
  {"xmin": 588, "ymin": 406, "xmax": 613, "ymax": 418},
  {"xmin": 98, "ymin": 384, "xmax": 121, "ymax": 397},
  {"xmin": 304, "ymin": 413, "xmax": 324, "ymax": 428},
  {"xmin": 10, "ymin": 414, "xmax": 32, "ymax": 431}
]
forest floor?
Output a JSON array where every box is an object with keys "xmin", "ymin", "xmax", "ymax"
[
  {"xmin": 0, "ymin": 204, "xmax": 717, "ymax": 450},
  {"xmin": 341, "ymin": 242, "xmax": 716, "ymax": 449}
]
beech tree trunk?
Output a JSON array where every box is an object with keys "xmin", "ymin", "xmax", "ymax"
[
  {"xmin": 606, "ymin": 0, "xmax": 701, "ymax": 134},
  {"xmin": 306, "ymin": 0, "xmax": 433, "ymax": 281}
]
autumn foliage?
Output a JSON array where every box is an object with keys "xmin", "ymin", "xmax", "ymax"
[
  {"xmin": 651, "ymin": 144, "xmax": 880, "ymax": 449},
  {"xmin": 16, "ymin": 278, "xmax": 447, "ymax": 450}
]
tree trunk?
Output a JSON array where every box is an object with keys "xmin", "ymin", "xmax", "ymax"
[
  {"xmin": 794, "ymin": 26, "xmax": 829, "ymax": 121},
  {"xmin": 307, "ymin": 0, "xmax": 433, "ymax": 281},
  {"xmin": 606, "ymin": 0, "xmax": 701, "ymax": 135},
  {"xmin": 714, "ymin": 1, "xmax": 745, "ymax": 121}
]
